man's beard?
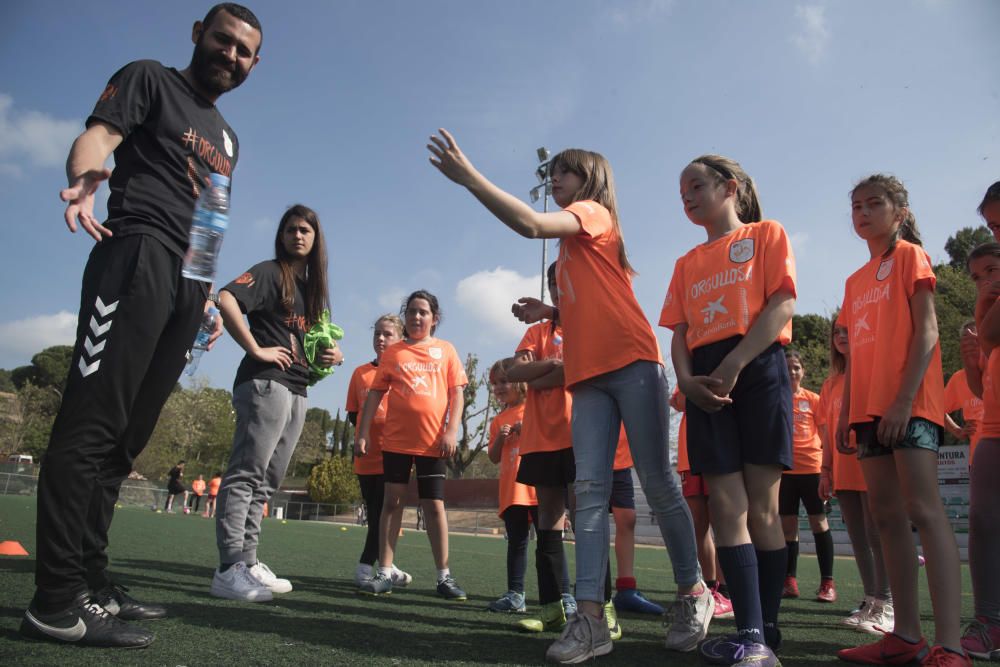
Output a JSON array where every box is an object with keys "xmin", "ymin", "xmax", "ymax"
[{"xmin": 189, "ymin": 38, "xmax": 247, "ymax": 97}]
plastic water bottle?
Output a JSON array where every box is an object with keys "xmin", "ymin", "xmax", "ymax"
[
  {"xmin": 186, "ymin": 306, "xmax": 219, "ymax": 376},
  {"xmin": 182, "ymin": 173, "xmax": 230, "ymax": 282}
]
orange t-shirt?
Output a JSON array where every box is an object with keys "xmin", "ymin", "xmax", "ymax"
[
  {"xmin": 837, "ymin": 241, "xmax": 944, "ymax": 427},
  {"xmin": 976, "ymin": 350, "xmax": 1000, "ymax": 462},
  {"xmin": 556, "ymin": 201, "xmax": 662, "ymax": 388},
  {"xmin": 191, "ymin": 479, "xmax": 206, "ymax": 496},
  {"xmin": 208, "ymin": 476, "xmax": 222, "ymax": 496},
  {"xmin": 786, "ymin": 387, "xmax": 822, "ymax": 474},
  {"xmin": 816, "ymin": 374, "xmax": 865, "ymax": 492},
  {"xmin": 347, "ymin": 362, "xmax": 389, "ymax": 475},
  {"xmin": 517, "ymin": 322, "xmax": 573, "ymax": 454},
  {"xmin": 371, "ymin": 338, "xmax": 468, "ymax": 457},
  {"xmin": 614, "ymin": 427, "xmax": 634, "ymax": 471},
  {"xmin": 660, "ymin": 221, "xmax": 796, "ymax": 350},
  {"xmin": 491, "ymin": 403, "xmax": 538, "ymax": 516},
  {"xmin": 943, "ymin": 369, "xmax": 984, "ymax": 449},
  {"xmin": 671, "ymin": 388, "xmax": 690, "ymax": 473}
]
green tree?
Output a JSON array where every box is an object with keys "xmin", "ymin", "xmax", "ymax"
[
  {"xmin": 790, "ymin": 313, "xmax": 833, "ymax": 393},
  {"xmin": 307, "ymin": 454, "xmax": 360, "ymax": 505},
  {"xmin": 11, "ymin": 346, "xmax": 74, "ymax": 397},
  {"xmin": 446, "ymin": 353, "xmax": 497, "ymax": 479},
  {"xmin": 934, "ymin": 263, "xmax": 976, "ymax": 379},
  {"xmin": 0, "ymin": 369, "xmax": 15, "ymax": 393},
  {"xmin": 944, "ymin": 226, "xmax": 992, "ymax": 270},
  {"xmin": 288, "ymin": 419, "xmax": 328, "ymax": 478},
  {"xmin": 0, "ymin": 382, "xmax": 60, "ymax": 459}
]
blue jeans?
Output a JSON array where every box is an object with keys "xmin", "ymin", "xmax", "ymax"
[{"xmin": 571, "ymin": 360, "xmax": 701, "ymax": 602}]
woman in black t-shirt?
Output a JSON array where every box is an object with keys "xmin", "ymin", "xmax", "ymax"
[
  {"xmin": 164, "ymin": 460, "xmax": 187, "ymax": 512},
  {"xmin": 210, "ymin": 204, "xmax": 341, "ymax": 602}
]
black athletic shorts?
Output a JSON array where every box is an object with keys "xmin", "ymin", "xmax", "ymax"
[
  {"xmin": 778, "ymin": 473, "xmax": 825, "ymax": 516},
  {"xmin": 516, "ymin": 448, "xmax": 575, "ymax": 488},
  {"xmin": 381, "ymin": 451, "xmax": 446, "ymax": 500},
  {"xmin": 609, "ymin": 468, "xmax": 635, "ymax": 510}
]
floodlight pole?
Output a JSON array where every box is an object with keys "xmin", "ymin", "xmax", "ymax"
[{"xmin": 531, "ymin": 147, "xmax": 552, "ymax": 303}]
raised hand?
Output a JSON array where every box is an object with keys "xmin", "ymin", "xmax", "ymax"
[
  {"xmin": 427, "ymin": 129, "xmax": 478, "ymax": 187},
  {"xmin": 61, "ymin": 168, "xmax": 112, "ymax": 241}
]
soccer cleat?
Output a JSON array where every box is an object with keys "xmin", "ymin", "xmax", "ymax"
[
  {"xmin": 712, "ymin": 585, "xmax": 735, "ymax": 619},
  {"xmin": 20, "ymin": 595, "xmax": 154, "ymax": 648},
  {"xmin": 488, "ymin": 590, "xmax": 527, "ymax": 613},
  {"xmin": 843, "ymin": 597, "xmax": 874, "ymax": 627},
  {"xmin": 603, "ymin": 601, "xmax": 622, "ymax": 641},
  {"xmin": 664, "ymin": 582, "xmax": 715, "ymax": 652},
  {"xmin": 354, "ymin": 563, "xmax": 373, "ymax": 586},
  {"xmin": 836, "ymin": 632, "xmax": 928, "ymax": 664},
  {"xmin": 856, "ymin": 600, "xmax": 895, "ymax": 636},
  {"xmin": 545, "ymin": 612, "xmax": 613, "ymax": 663},
  {"xmin": 436, "ymin": 575, "xmax": 467, "ymax": 601},
  {"xmin": 358, "ymin": 572, "xmax": 393, "ymax": 596},
  {"xmin": 91, "ymin": 582, "xmax": 166, "ymax": 621},
  {"xmin": 390, "ymin": 565, "xmax": 412, "ymax": 588},
  {"xmin": 518, "ymin": 600, "xmax": 567, "ymax": 633},
  {"xmin": 816, "ymin": 579, "xmax": 838, "ymax": 603},
  {"xmin": 922, "ymin": 646, "xmax": 972, "ymax": 667},
  {"xmin": 961, "ymin": 617, "xmax": 1000, "ymax": 660},
  {"xmin": 782, "ymin": 575, "xmax": 800, "ymax": 599},
  {"xmin": 613, "ymin": 587, "xmax": 664, "ymax": 615},
  {"xmin": 211, "ymin": 562, "xmax": 273, "ymax": 602},
  {"xmin": 699, "ymin": 635, "xmax": 781, "ymax": 666},
  {"xmin": 249, "ymin": 562, "xmax": 293, "ymax": 594}
]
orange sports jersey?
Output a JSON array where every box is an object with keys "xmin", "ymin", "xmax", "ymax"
[
  {"xmin": 372, "ymin": 338, "xmax": 468, "ymax": 457},
  {"xmin": 556, "ymin": 201, "xmax": 662, "ymax": 389},
  {"xmin": 786, "ymin": 387, "xmax": 822, "ymax": 475},
  {"xmin": 347, "ymin": 362, "xmax": 388, "ymax": 475},
  {"xmin": 943, "ymin": 369, "xmax": 984, "ymax": 448},
  {"xmin": 672, "ymin": 388, "xmax": 690, "ymax": 473},
  {"xmin": 490, "ymin": 403, "xmax": 537, "ymax": 516},
  {"xmin": 517, "ymin": 322, "xmax": 573, "ymax": 454},
  {"xmin": 660, "ymin": 221, "xmax": 796, "ymax": 350},
  {"xmin": 614, "ymin": 427, "xmax": 634, "ymax": 471},
  {"xmin": 977, "ymin": 350, "xmax": 1000, "ymax": 457},
  {"xmin": 837, "ymin": 240, "xmax": 944, "ymax": 427},
  {"xmin": 208, "ymin": 477, "xmax": 222, "ymax": 496},
  {"xmin": 816, "ymin": 374, "xmax": 865, "ymax": 492}
]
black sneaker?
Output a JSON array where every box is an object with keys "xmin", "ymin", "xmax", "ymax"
[
  {"xmin": 436, "ymin": 575, "xmax": 467, "ymax": 601},
  {"xmin": 92, "ymin": 583, "xmax": 167, "ymax": 621},
  {"xmin": 20, "ymin": 596, "xmax": 154, "ymax": 648}
]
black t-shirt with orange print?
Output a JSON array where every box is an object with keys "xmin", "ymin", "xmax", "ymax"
[{"xmin": 222, "ymin": 260, "xmax": 310, "ymax": 396}]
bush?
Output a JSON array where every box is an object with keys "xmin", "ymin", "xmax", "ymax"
[{"xmin": 307, "ymin": 454, "xmax": 360, "ymax": 505}]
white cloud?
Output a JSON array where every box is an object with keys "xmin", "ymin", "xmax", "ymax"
[
  {"xmin": 789, "ymin": 231, "xmax": 809, "ymax": 254},
  {"xmin": 606, "ymin": 0, "xmax": 676, "ymax": 29},
  {"xmin": 791, "ymin": 5, "xmax": 830, "ymax": 65},
  {"xmin": 0, "ymin": 311, "xmax": 78, "ymax": 362},
  {"xmin": 455, "ymin": 267, "xmax": 540, "ymax": 342},
  {"xmin": 0, "ymin": 93, "xmax": 82, "ymax": 174}
]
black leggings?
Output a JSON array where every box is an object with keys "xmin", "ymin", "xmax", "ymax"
[
  {"xmin": 358, "ymin": 474, "xmax": 384, "ymax": 565},
  {"xmin": 503, "ymin": 505, "xmax": 537, "ymax": 593}
]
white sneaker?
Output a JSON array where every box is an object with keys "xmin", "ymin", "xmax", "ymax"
[
  {"xmin": 249, "ymin": 562, "xmax": 293, "ymax": 594},
  {"xmin": 664, "ymin": 582, "xmax": 715, "ymax": 652},
  {"xmin": 842, "ymin": 596, "xmax": 875, "ymax": 627},
  {"xmin": 211, "ymin": 562, "xmax": 273, "ymax": 602},
  {"xmin": 857, "ymin": 599, "xmax": 894, "ymax": 635},
  {"xmin": 545, "ymin": 613, "xmax": 613, "ymax": 663},
  {"xmin": 355, "ymin": 563, "xmax": 373, "ymax": 586},
  {"xmin": 390, "ymin": 565, "xmax": 412, "ymax": 588}
]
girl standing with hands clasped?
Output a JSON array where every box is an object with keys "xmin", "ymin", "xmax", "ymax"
[
  {"xmin": 345, "ymin": 314, "xmax": 412, "ymax": 589},
  {"xmin": 356, "ymin": 291, "xmax": 469, "ymax": 600},
  {"xmin": 212, "ymin": 205, "xmax": 341, "ymax": 602},
  {"xmin": 429, "ymin": 130, "xmax": 710, "ymax": 664},
  {"xmin": 661, "ymin": 155, "xmax": 795, "ymax": 667},
  {"xmin": 835, "ymin": 175, "xmax": 966, "ymax": 666}
]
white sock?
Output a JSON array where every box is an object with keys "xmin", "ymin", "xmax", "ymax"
[
  {"xmin": 437, "ymin": 568, "xmax": 450, "ymax": 582},
  {"xmin": 378, "ymin": 566, "xmax": 392, "ymax": 577}
]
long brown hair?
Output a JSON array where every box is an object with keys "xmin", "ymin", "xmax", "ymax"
[
  {"xmin": 549, "ymin": 148, "xmax": 634, "ymax": 275},
  {"xmin": 851, "ymin": 174, "xmax": 922, "ymax": 257},
  {"xmin": 690, "ymin": 154, "xmax": 763, "ymax": 224},
  {"xmin": 828, "ymin": 311, "xmax": 846, "ymax": 376},
  {"xmin": 274, "ymin": 204, "xmax": 329, "ymax": 327}
]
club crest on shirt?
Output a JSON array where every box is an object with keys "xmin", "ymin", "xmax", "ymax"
[
  {"xmin": 798, "ymin": 400, "xmax": 810, "ymax": 412},
  {"xmin": 428, "ymin": 347, "xmax": 442, "ymax": 360},
  {"xmin": 876, "ymin": 258, "xmax": 894, "ymax": 281},
  {"xmin": 729, "ymin": 238, "xmax": 754, "ymax": 264},
  {"xmin": 222, "ymin": 129, "xmax": 234, "ymax": 158}
]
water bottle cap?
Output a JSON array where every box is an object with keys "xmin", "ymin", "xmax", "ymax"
[
  {"xmin": 209, "ymin": 173, "xmax": 231, "ymax": 188},
  {"xmin": 207, "ymin": 306, "xmax": 220, "ymax": 316}
]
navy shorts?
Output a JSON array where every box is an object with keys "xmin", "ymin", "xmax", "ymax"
[
  {"xmin": 609, "ymin": 468, "xmax": 635, "ymax": 510},
  {"xmin": 517, "ymin": 448, "xmax": 575, "ymax": 488},
  {"xmin": 778, "ymin": 473, "xmax": 825, "ymax": 516},
  {"xmin": 381, "ymin": 451, "xmax": 446, "ymax": 500},
  {"xmin": 686, "ymin": 337, "xmax": 793, "ymax": 475}
]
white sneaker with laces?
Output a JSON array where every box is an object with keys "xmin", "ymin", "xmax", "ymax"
[
  {"xmin": 249, "ymin": 562, "xmax": 293, "ymax": 594},
  {"xmin": 355, "ymin": 563, "xmax": 373, "ymax": 586},
  {"xmin": 545, "ymin": 612, "xmax": 613, "ymax": 663},
  {"xmin": 857, "ymin": 599, "xmax": 894, "ymax": 635},
  {"xmin": 843, "ymin": 596, "xmax": 874, "ymax": 627},
  {"xmin": 390, "ymin": 565, "xmax": 412, "ymax": 588},
  {"xmin": 211, "ymin": 562, "xmax": 273, "ymax": 602},
  {"xmin": 664, "ymin": 582, "xmax": 714, "ymax": 652}
]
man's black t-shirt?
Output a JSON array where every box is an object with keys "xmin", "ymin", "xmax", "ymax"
[
  {"xmin": 88, "ymin": 60, "xmax": 239, "ymax": 257},
  {"xmin": 222, "ymin": 261, "xmax": 310, "ymax": 397}
]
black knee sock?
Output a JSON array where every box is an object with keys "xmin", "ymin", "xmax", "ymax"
[
  {"xmin": 757, "ymin": 547, "xmax": 787, "ymax": 647},
  {"xmin": 717, "ymin": 544, "xmax": 763, "ymax": 644},
  {"xmin": 536, "ymin": 529, "xmax": 565, "ymax": 605},
  {"xmin": 814, "ymin": 530, "xmax": 834, "ymax": 580},
  {"xmin": 604, "ymin": 560, "xmax": 612, "ymax": 603},
  {"xmin": 785, "ymin": 541, "xmax": 799, "ymax": 578}
]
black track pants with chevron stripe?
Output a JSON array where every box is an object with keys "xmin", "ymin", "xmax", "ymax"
[{"xmin": 34, "ymin": 234, "xmax": 208, "ymax": 609}]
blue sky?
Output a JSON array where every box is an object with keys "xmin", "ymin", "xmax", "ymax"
[{"xmin": 0, "ymin": 0, "xmax": 997, "ymax": 418}]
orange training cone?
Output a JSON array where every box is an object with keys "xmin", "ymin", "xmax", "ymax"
[{"xmin": 0, "ymin": 541, "xmax": 29, "ymax": 556}]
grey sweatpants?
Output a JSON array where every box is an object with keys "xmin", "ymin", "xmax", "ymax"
[{"xmin": 215, "ymin": 379, "xmax": 306, "ymax": 565}]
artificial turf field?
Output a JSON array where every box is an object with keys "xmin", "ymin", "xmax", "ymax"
[{"xmin": 0, "ymin": 495, "xmax": 975, "ymax": 666}]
